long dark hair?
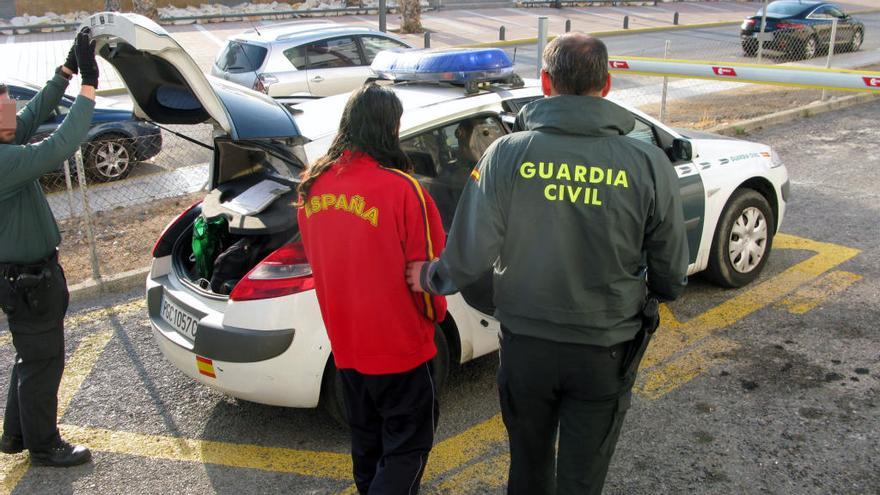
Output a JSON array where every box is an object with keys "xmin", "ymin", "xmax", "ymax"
[{"xmin": 298, "ymin": 84, "xmax": 411, "ymax": 200}]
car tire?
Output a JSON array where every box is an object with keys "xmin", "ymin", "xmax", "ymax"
[
  {"xmin": 742, "ymin": 41, "xmax": 757, "ymax": 57},
  {"xmin": 321, "ymin": 325, "xmax": 451, "ymax": 428},
  {"xmin": 84, "ymin": 134, "xmax": 135, "ymax": 182},
  {"xmin": 705, "ymin": 189, "xmax": 775, "ymax": 288},
  {"xmin": 848, "ymin": 29, "xmax": 863, "ymax": 52},
  {"xmin": 801, "ymin": 35, "xmax": 818, "ymax": 59}
]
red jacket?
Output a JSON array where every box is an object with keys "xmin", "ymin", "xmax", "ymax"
[{"xmin": 298, "ymin": 150, "xmax": 447, "ymax": 375}]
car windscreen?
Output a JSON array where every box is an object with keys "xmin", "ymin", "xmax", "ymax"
[
  {"xmin": 215, "ymin": 41, "xmax": 268, "ymax": 73},
  {"xmin": 757, "ymin": 2, "xmax": 810, "ymax": 17}
]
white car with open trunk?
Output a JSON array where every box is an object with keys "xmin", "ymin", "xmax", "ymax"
[{"xmin": 85, "ymin": 13, "xmax": 790, "ymax": 424}]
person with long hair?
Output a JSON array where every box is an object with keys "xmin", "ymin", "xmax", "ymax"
[{"xmin": 297, "ymin": 84, "xmax": 446, "ymax": 495}]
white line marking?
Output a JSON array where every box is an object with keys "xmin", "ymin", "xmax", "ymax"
[
  {"xmin": 689, "ymin": 3, "xmax": 731, "ymax": 13},
  {"xmin": 422, "ymin": 16, "xmax": 482, "ymax": 34},
  {"xmin": 609, "ymin": 7, "xmax": 643, "ymax": 16},
  {"xmin": 195, "ymin": 24, "xmax": 225, "ymax": 47},
  {"xmin": 569, "ymin": 8, "xmax": 621, "ymax": 22},
  {"xmin": 5, "ymin": 36, "xmax": 13, "ymax": 44},
  {"xmin": 461, "ymin": 10, "xmax": 531, "ymax": 28}
]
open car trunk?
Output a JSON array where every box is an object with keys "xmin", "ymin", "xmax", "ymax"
[{"xmin": 174, "ymin": 139, "xmax": 302, "ymax": 297}]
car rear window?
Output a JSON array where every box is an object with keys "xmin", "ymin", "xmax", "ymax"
[
  {"xmin": 215, "ymin": 41, "xmax": 268, "ymax": 73},
  {"xmin": 758, "ymin": 2, "xmax": 809, "ymax": 17},
  {"xmin": 361, "ymin": 35, "xmax": 409, "ymax": 64}
]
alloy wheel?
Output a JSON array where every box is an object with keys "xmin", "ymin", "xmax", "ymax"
[{"xmin": 728, "ymin": 206, "xmax": 768, "ymax": 274}]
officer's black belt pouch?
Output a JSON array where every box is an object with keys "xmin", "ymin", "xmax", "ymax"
[
  {"xmin": 621, "ymin": 296, "xmax": 661, "ymax": 381},
  {"xmin": 0, "ymin": 273, "xmax": 18, "ymax": 315}
]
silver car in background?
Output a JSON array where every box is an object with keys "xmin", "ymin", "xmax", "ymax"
[{"xmin": 210, "ymin": 22, "xmax": 412, "ymax": 97}]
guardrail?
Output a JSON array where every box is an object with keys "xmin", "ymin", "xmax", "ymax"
[{"xmin": 607, "ymin": 57, "xmax": 880, "ymax": 93}]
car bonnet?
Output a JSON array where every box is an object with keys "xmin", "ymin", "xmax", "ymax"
[{"xmin": 83, "ymin": 12, "xmax": 301, "ymax": 141}]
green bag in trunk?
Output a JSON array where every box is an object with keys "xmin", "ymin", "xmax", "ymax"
[{"xmin": 192, "ymin": 215, "xmax": 228, "ymax": 280}]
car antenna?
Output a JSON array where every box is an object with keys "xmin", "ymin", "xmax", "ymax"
[{"xmin": 251, "ymin": 22, "xmax": 263, "ymax": 37}]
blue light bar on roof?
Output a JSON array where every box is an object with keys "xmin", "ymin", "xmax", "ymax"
[{"xmin": 370, "ymin": 48, "xmax": 515, "ymax": 84}]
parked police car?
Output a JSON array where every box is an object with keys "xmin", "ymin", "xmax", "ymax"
[{"xmin": 86, "ymin": 13, "xmax": 789, "ymax": 424}]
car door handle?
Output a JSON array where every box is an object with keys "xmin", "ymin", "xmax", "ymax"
[{"xmin": 311, "ymin": 76, "xmax": 324, "ymax": 83}]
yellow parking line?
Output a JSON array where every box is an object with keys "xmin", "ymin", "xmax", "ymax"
[
  {"xmin": 58, "ymin": 330, "xmax": 114, "ymax": 418},
  {"xmin": 65, "ymin": 299, "xmax": 146, "ymax": 329},
  {"xmin": 775, "ymin": 270, "xmax": 862, "ymax": 315},
  {"xmin": 636, "ymin": 337, "xmax": 737, "ymax": 400},
  {"xmin": 642, "ymin": 234, "xmax": 860, "ymax": 371},
  {"xmin": 0, "ymin": 457, "xmax": 28, "ymax": 495},
  {"xmin": 0, "ymin": 328, "xmax": 115, "ymax": 494},
  {"xmin": 0, "ymin": 335, "xmax": 9, "ymax": 349},
  {"xmin": 434, "ymin": 452, "xmax": 509, "ymax": 492},
  {"xmin": 59, "ymin": 424, "xmax": 352, "ymax": 480}
]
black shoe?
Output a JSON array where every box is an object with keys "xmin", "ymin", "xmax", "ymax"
[
  {"xmin": 29, "ymin": 439, "xmax": 91, "ymax": 467},
  {"xmin": 0, "ymin": 434, "xmax": 23, "ymax": 454}
]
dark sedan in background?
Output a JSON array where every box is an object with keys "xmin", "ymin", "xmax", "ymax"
[
  {"xmin": 7, "ymin": 79, "xmax": 163, "ymax": 182},
  {"xmin": 741, "ymin": 1, "xmax": 864, "ymax": 59}
]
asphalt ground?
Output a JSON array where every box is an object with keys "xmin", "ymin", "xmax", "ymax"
[{"xmin": 0, "ymin": 97, "xmax": 878, "ymax": 493}]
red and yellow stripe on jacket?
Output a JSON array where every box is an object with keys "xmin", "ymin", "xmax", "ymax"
[{"xmin": 297, "ymin": 150, "xmax": 447, "ymax": 375}]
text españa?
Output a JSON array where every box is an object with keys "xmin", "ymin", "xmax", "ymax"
[{"xmin": 304, "ymin": 193, "xmax": 379, "ymax": 227}]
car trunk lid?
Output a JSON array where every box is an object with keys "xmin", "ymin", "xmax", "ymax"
[{"xmin": 85, "ymin": 12, "xmax": 301, "ymax": 142}]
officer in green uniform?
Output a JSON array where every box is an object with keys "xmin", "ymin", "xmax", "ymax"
[
  {"xmin": 407, "ymin": 34, "xmax": 688, "ymax": 494},
  {"xmin": 0, "ymin": 28, "xmax": 99, "ymax": 467}
]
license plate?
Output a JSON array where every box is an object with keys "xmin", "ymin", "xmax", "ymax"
[{"xmin": 160, "ymin": 296, "xmax": 199, "ymax": 342}]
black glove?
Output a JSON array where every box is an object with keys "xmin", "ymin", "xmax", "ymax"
[
  {"xmin": 63, "ymin": 43, "xmax": 78, "ymax": 75},
  {"xmin": 75, "ymin": 28, "xmax": 99, "ymax": 88}
]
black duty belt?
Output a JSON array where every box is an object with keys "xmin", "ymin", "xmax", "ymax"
[{"xmin": 0, "ymin": 250, "xmax": 59, "ymax": 279}]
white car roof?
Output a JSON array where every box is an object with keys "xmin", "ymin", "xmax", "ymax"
[
  {"xmin": 232, "ymin": 23, "xmax": 391, "ymax": 45},
  {"xmin": 294, "ymin": 82, "xmax": 543, "ymax": 142}
]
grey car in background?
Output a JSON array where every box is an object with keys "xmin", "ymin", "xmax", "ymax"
[{"xmin": 210, "ymin": 22, "xmax": 412, "ymax": 97}]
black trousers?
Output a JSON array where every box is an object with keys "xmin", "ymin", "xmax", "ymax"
[
  {"xmin": 0, "ymin": 256, "xmax": 68, "ymax": 451},
  {"xmin": 498, "ymin": 327, "xmax": 633, "ymax": 495},
  {"xmin": 339, "ymin": 360, "xmax": 439, "ymax": 495}
]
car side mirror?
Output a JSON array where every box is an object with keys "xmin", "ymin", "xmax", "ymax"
[{"xmin": 671, "ymin": 138, "xmax": 693, "ymax": 162}]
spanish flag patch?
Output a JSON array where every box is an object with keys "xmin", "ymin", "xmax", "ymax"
[
  {"xmin": 470, "ymin": 168, "xmax": 481, "ymax": 183},
  {"xmin": 196, "ymin": 356, "xmax": 216, "ymax": 378}
]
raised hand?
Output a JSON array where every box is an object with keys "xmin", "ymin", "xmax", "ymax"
[{"xmin": 75, "ymin": 27, "xmax": 99, "ymax": 88}]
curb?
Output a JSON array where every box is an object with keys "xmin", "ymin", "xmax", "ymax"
[
  {"xmin": 708, "ymin": 92, "xmax": 878, "ymax": 136},
  {"xmin": 67, "ymin": 267, "xmax": 150, "ymax": 305}
]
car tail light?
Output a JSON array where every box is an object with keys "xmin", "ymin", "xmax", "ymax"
[
  {"xmin": 151, "ymin": 201, "xmax": 202, "ymax": 258},
  {"xmin": 229, "ymin": 242, "xmax": 314, "ymax": 301},
  {"xmin": 775, "ymin": 22, "xmax": 805, "ymax": 30},
  {"xmin": 253, "ymin": 73, "xmax": 279, "ymax": 94},
  {"xmin": 743, "ymin": 19, "xmax": 756, "ymax": 28}
]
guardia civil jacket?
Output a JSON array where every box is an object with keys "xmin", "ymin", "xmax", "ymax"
[
  {"xmin": 298, "ymin": 150, "xmax": 447, "ymax": 374},
  {"xmin": 423, "ymin": 95, "xmax": 688, "ymax": 346},
  {"xmin": 0, "ymin": 72, "xmax": 95, "ymax": 264}
]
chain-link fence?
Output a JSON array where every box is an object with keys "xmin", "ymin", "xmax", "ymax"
[{"xmin": 48, "ymin": 126, "xmax": 212, "ymax": 285}]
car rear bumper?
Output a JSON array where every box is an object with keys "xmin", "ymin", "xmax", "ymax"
[{"xmin": 145, "ymin": 260, "xmax": 330, "ymax": 408}]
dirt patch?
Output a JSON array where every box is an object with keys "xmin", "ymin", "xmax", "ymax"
[{"xmin": 58, "ymin": 193, "xmax": 202, "ymax": 285}]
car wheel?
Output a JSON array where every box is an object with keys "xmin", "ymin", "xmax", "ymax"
[
  {"xmin": 84, "ymin": 134, "xmax": 134, "ymax": 182},
  {"xmin": 849, "ymin": 29, "xmax": 863, "ymax": 52},
  {"xmin": 321, "ymin": 326, "xmax": 450, "ymax": 428},
  {"xmin": 705, "ymin": 189, "xmax": 775, "ymax": 288},
  {"xmin": 801, "ymin": 35, "xmax": 818, "ymax": 59},
  {"xmin": 742, "ymin": 43, "xmax": 757, "ymax": 57}
]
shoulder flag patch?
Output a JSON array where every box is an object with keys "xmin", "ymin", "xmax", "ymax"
[{"xmin": 470, "ymin": 168, "xmax": 481, "ymax": 183}]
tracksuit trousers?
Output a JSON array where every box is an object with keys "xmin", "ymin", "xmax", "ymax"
[
  {"xmin": 339, "ymin": 360, "xmax": 439, "ymax": 495},
  {"xmin": 498, "ymin": 326, "xmax": 634, "ymax": 495}
]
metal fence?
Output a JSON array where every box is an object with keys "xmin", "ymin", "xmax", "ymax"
[{"xmin": 48, "ymin": 126, "xmax": 213, "ymax": 285}]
